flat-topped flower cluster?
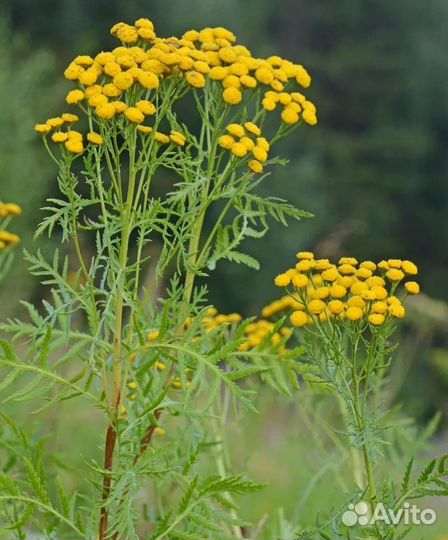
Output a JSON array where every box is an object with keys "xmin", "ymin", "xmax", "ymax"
[
  {"xmin": 272, "ymin": 252, "xmax": 420, "ymax": 328},
  {"xmin": 34, "ymin": 17, "xmax": 317, "ymax": 174}
]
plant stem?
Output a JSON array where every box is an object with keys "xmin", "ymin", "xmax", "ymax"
[
  {"xmin": 99, "ymin": 132, "xmax": 137, "ymax": 540},
  {"xmin": 99, "ymin": 425, "xmax": 117, "ymax": 540},
  {"xmin": 351, "ymin": 340, "xmax": 378, "ymax": 505}
]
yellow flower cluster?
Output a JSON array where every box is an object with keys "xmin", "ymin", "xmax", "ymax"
[
  {"xmin": 239, "ymin": 319, "xmax": 291, "ymax": 352},
  {"xmin": 262, "ymin": 90, "xmax": 317, "ymax": 125},
  {"xmin": 0, "ymin": 202, "xmax": 22, "ymax": 218},
  {"xmin": 0, "ymin": 200, "xmax": 22, "ymax": 250},
  {"xmin": 219, "ymin": 122, "xmax": 270, "ymax": 173},
  {"xmin": 34, "ymin": 113, "xmax": 104, "ymax": 154},
  {"xmin": 35, "ymin": 17, "xmax": 316, "ymax": 153},
  {"xmin": 202, "ymin": 306, "xmax": 242, "ymax": 331},
  {"xmin": 272, "ymin": 252, "xmax": 420, "ymax": 328}
]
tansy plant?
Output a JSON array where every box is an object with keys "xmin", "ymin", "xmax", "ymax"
[
  {"xmin": 268, "ymin": 253, "xmax": 448, "ymax": 540},
  {"xmin": 0, "ymin": 17, "xmax": 314, "ymax": 540},
  {"xmin": 0, "ymin": 200, "xmax": 22, "ymax": 281}
]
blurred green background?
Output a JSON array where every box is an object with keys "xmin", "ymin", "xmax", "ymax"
[{"xmin": 1, "ymin": 1, "xmax": 447, "ymax": 537}]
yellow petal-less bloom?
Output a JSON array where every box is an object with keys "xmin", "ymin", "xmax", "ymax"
[
  {"xmin": 230, "ymin": 142, "xmax": 247, "ymax": 157},
  {"xmin": 371, "ymin": 286, "xmax": 388, "ymax": 300},
  {"xmin": 274, "ymin": 273, "xmax": 291, "ymax": 287},
  {"xmin": 369, "ymin": 313, "xmax": 385, "ymax": 326},
  {"xmin": 257, "ymin": 137, "xmax": 270, "ymax": 152},
  {"xmin": 321, "ymin": 268, "xmax": 339, "ymax": 282},
  {"xmin": 65, "ymin": 138, "xmax": 84, "ymax": 154},
  {"xmin": 307, "ymin": 299, "xmax": 326, "ymax": 315},
  {"xmin": 87, "ymin": 132, "xmax": 104, "ymax": 145},
  {"xmin": 4, "ymin": 203, "xmax": 22, "ymax": 215},
  {"xmin": 248, "ymin": 160, "xmax": 263, "ymax": 173},
  {"xmin": 360, "ymin": 289, "xmax": 376, "ymax": 301},
  {"xmin": 226, "ymin": 124, "xmax": 245, "ymax": 137},
  {"xmin": 138, "ymin": 71, "xmax": 160, "ymax": 89},
  {"xmin": 356, "ymin": 267, "xmax": 372, "ymax": 279},
  {"xmin": 372, "ymin": 301, "xmax": 388, "ymax": 314},
  {"xmin": 360, "ymin": 260, "xmax": 377, "ymax": 271},
  {"xmin": 218, "ymin": 135, "xmax": 234, "ymax": 150},
  {"xmin": 244, "ymin": 122, "xmax": 261, "ymax": 136},
  {"xmin": 347, "ymin": 296, "xmax": 365, "ymax": 309},
  {"xmin": 405, "ymin": 281, "xmax": 420, "ymax": 295},
  {"xmin": 402, "ymin": 260, "xmax": 418, "ymax": 275},
  {"xmin": 296, "ymin": 251, "xmax": 314, "ymax": 260},
  {"xmin": 389, "ymin": 304, "xmax": 405, "ymax": 318},
  {"xmin": 47, "ymin": 117, "xmax": 64, "ymax": 128},
  {"xmin": 96, "ymin": 103, "xmax": 116, "ymax": 119},
  {"xmin": 67, "ymin": 130, "xmax": 83, "ymax": 140},
  {"xmin": 255, "ymin": 67, "xmax": 274, "ymax": 85},
  {"xmin": 52, "ymin": 132, "xmax": 68, "ymax": 143},
  {"xmin": 137, "ymin": 126, "xmax": 153, "ymax": 135},
  {"xmin": 311, "ymin": 287, "xmax": 330, "ymax": 301},
  {"xmin": 241, "ymin": 137, "xmax": 255, "ymax": 151},
  {"xmin": 339, "ymin": 257, "xmax": 358, "ymax": 265},
  {"xmin": 296, "ymin": 259, "xmax": 314, "ymax": 272},
  {"xmin": 290, "ymin": 310, "xmax": 307, "ymax": 327},
  {"xmin": 79, "ymin": 69, "xmax": 98, "ymax": 86},
  {"xmin": 302, "ymin": 108, "xmax": 317, "ymax": 125},
  {"xmin": 281, "ymin": 107, "xmax": 299, "ymax": 124},
  {"xmin": 154, "ymin": 132, "xmax": 170, "ymax": 144},
  {"xmin": 186, "ymin": 71, "xmax": 206, "ymax": 88},
  {"xmin": 330, "ymin": 284, "xmax": 347, "ymax": 298},
  {"xmin": 34, "ymin": 123, "xmax": 51, "ymax": 135},
  {"xmin": 386, "ymin": 269, "xmax": 405, "ymax": 282},
  {"xmin": 346, "ymin": 306, "xmax": 363, "ymax": 321},
  {"xmin": 252, "ymin": 146, "xmax": 268, "ymax": 162},
  {"xmin": 292, "ymin": 273, "xmax": 309, "ymax": 288},
  {"xmin": 88, "ymin": 94, "xmax": 108, "ymax": 107},
  {"xmin": 170, "ymin": 131, "xmax": 186, "ymax": 146},
  {"xmin": 328, "ymin": 300, "xmax": 345, "ymax": 315},
  {"xmin": 262, "ymin": 98, "xmax": 276, "ymax": 111},
  {"xmin": 137, "ymin": 100, "xmax": 156, "ymax": 115},
  {"xmin": 339, "ymin": 263, "xmax": 356, "ymax": 275},
  {"xmin": 209, "ymin": 66, "xmax": 228, "ymax": 80},
  {"xmin": 223, "ymin": 87, "xmax": 242, "ymax": 104},
  {"xmin": 113, "ymin": 72, "xmax": 134, "ymax": 91},
  {"xmin": 350, "ymin": 281, "xmax": 368, "ymax": 295},
  {"xmin": 112, "ymin": 101, "xmax": 127, "ymax": 113},
  {"xmin": 66, "ymin": 89, "xmax": 85, "ymax": 105},
  {"xmin": 61, "ymin": 113, "xmax": 79, "ymax": 123}
]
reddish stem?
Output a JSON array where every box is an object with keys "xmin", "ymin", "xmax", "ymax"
[
  {"xmin": 134, "ymin": 409, "xmax": 162, "ymax": 464},
  {"xmin": 99, "ymin": 423, "xmax": 118, "ymax": 540}
]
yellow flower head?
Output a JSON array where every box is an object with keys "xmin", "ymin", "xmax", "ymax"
[
  {"xmin": 290, "ymin": 310, "xmax": 307, "ymax": 327},
  {"xmin": 226, "ymin": 124, "xmax": 245, "ymax": 138},
  {"xmin": 223, "ymin": 87, "xmax": 242, "ymax": 105},
  {"xmin": 186, "ymin": 71, "xmax": 206, "ymax": 88},
  {"xmin": 136, "ymin": 100, "xmax": 156, "ymax": 115},
  {"xmin": 87, "ymin": 132, "xmax": 104, "ymax": 145},
  {"xmin": 248, "ymin": 160, "xmax": 263, "ymax": 174},
  {"xmin": 65, "ymin": 138, "xmax": 84, "ymax": 154},
  {"xmin": 405, "ymin": 281, "xmax": 420, "ymax": 295},
  {"xmin": 244, "ymin": 122, "xmax": 261, "ymax": 136}
]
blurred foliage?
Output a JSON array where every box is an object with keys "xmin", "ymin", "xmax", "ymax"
[{"xmin": 0, "ymin": 14, "xmax": 65, "ymax": 305}]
